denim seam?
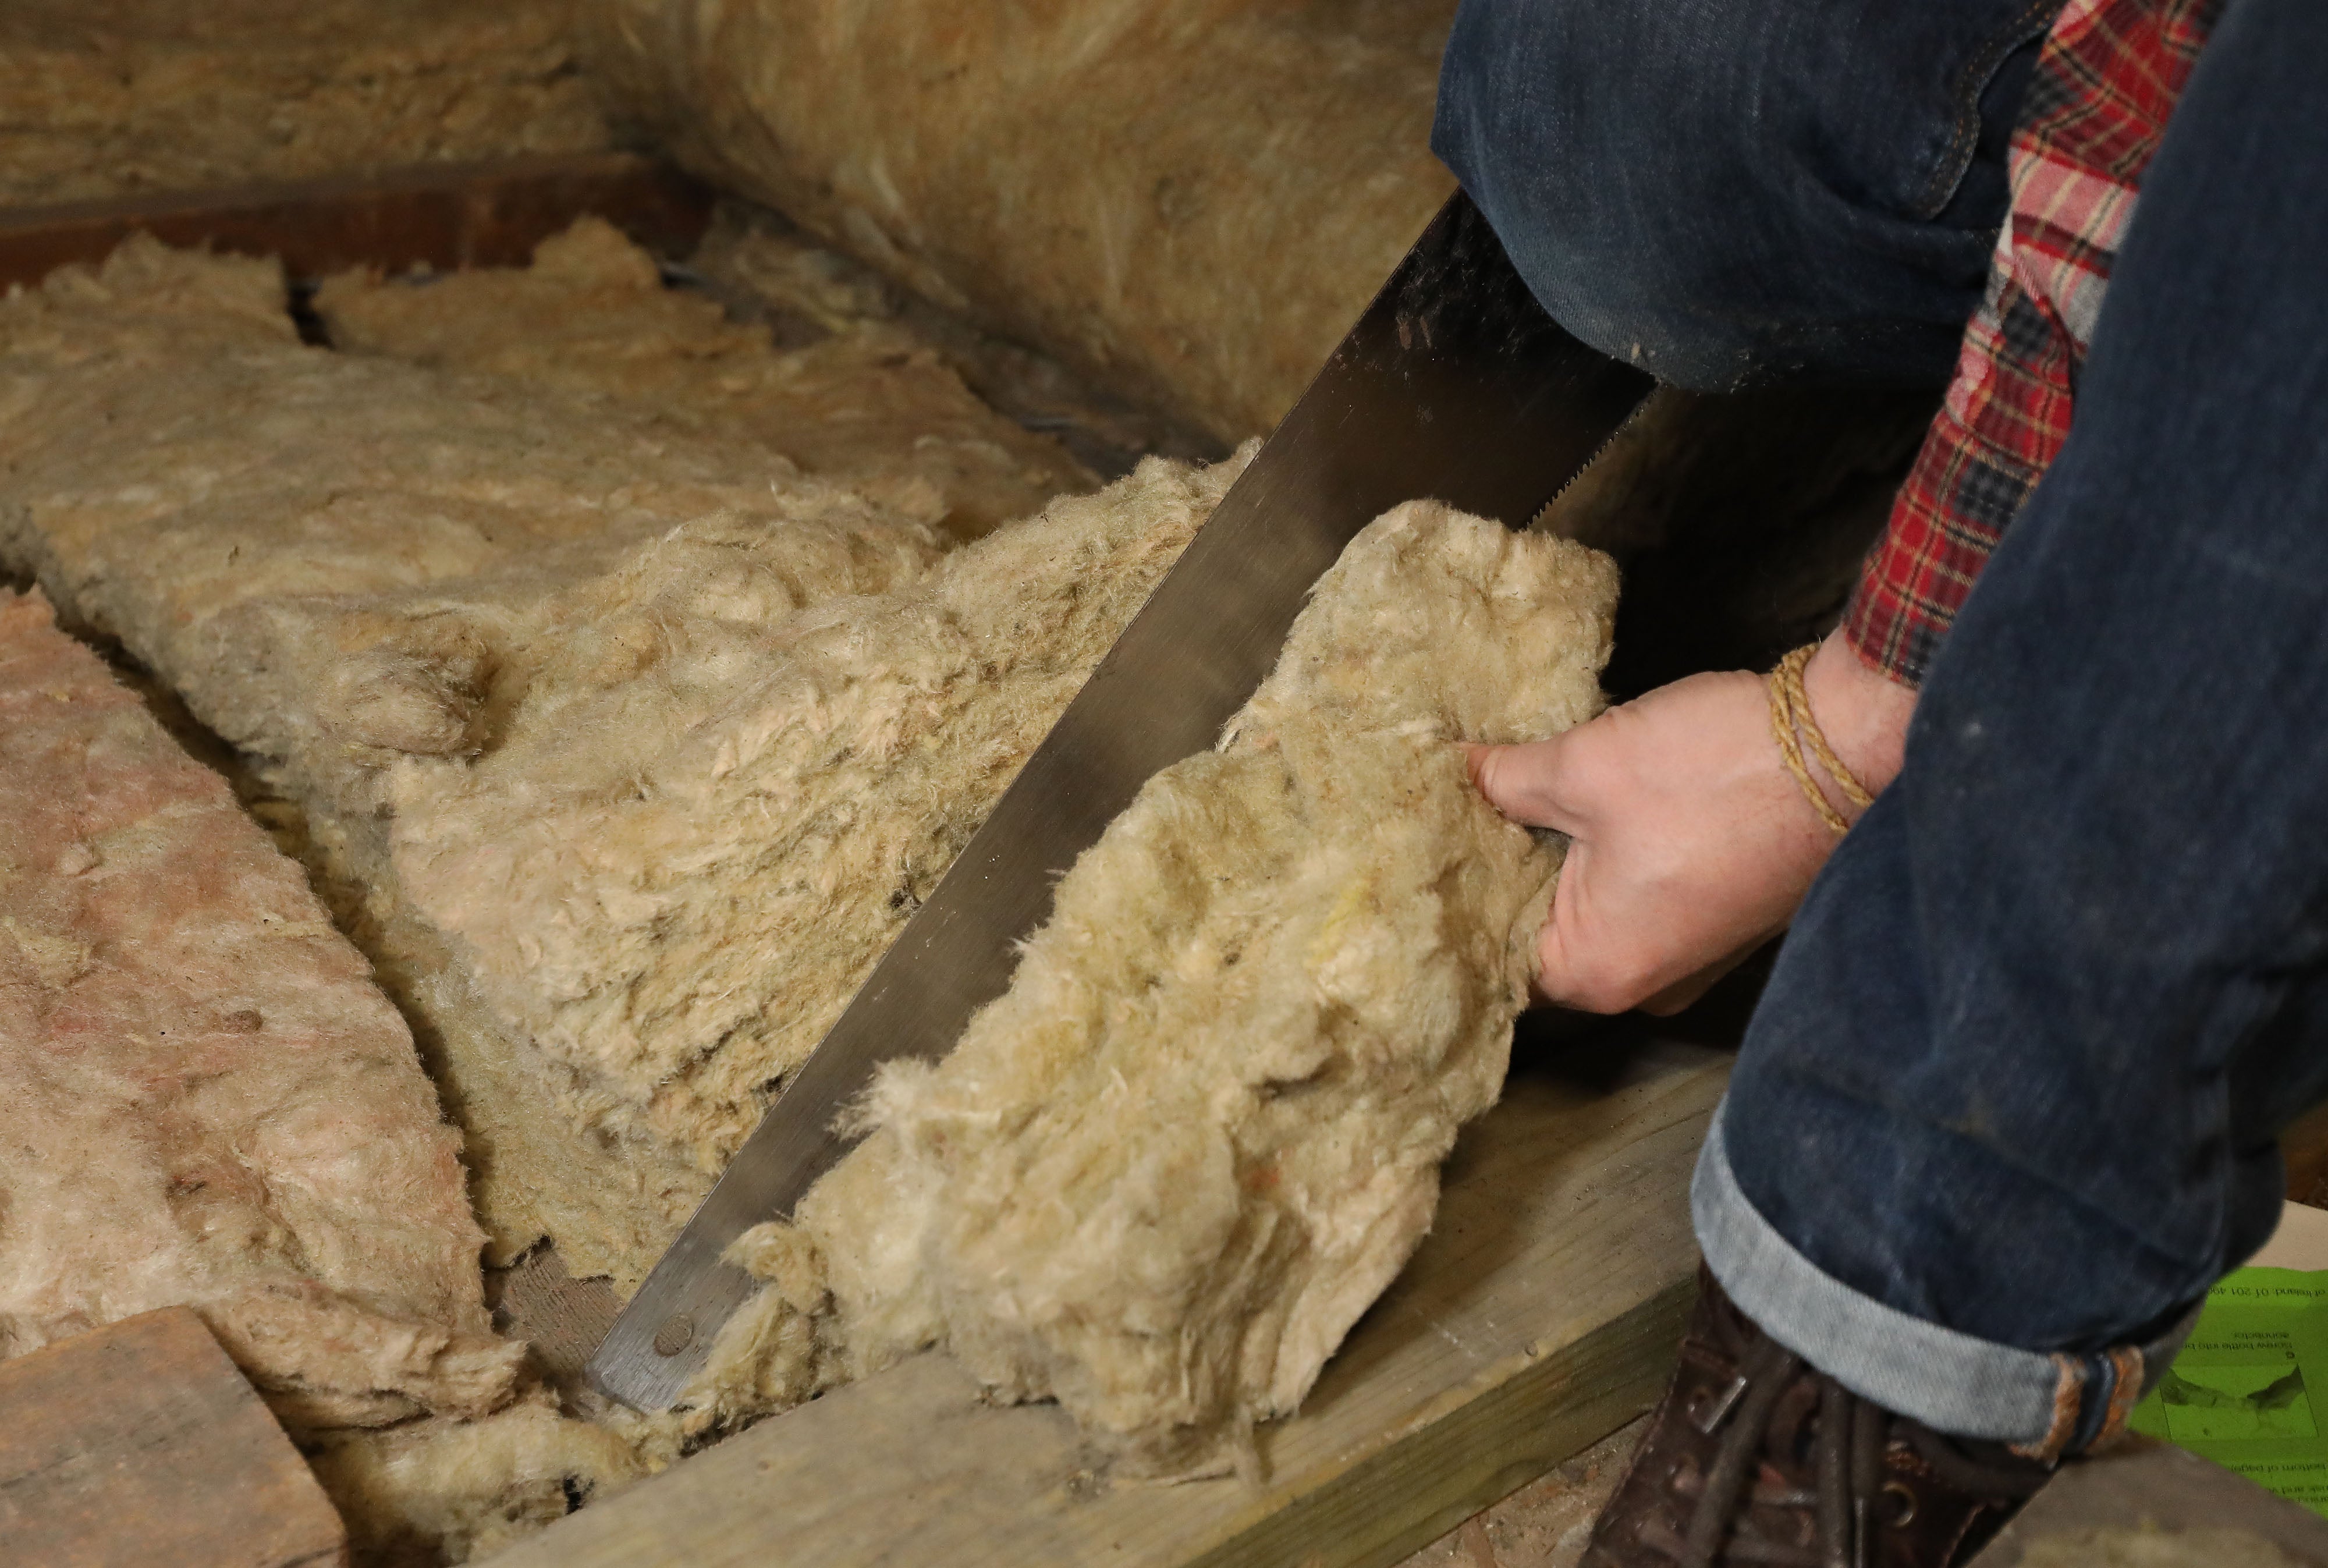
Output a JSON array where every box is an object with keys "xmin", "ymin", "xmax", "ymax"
[
  {"xmin": 1692, "ymin": 1106, "xmax": 2195, "ymax": 1444},
  {"xmin": 1910, "ymin": 0, "xmax": 2063, "ymax": 219}
]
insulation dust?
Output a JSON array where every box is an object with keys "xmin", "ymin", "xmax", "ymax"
[
  {"xmin": 689, "ymin": 502, "xmax": 1618, "ymax": 1474},
  {"xmin": 0, "ymin": 0, "xmax": 609, "ymax": 207},
  {"xmin": 0, "ymin": 587, "xmax": 518, "ymax": 1432},
  {"xmin": 581, "ymin": 0, "xmax": 1460, "ymax": 442}
]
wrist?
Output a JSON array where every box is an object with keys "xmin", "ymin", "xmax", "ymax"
[{"xmin": 1801, "ymin": 629, "xmax": 1917, "ymax": 797}]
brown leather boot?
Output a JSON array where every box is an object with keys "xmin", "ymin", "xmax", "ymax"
[{"xmin": 1582, "ymin": 1271, "xmax": 2053, "ymax": 1567}]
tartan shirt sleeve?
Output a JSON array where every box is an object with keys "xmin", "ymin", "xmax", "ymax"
[{"xmin": 1842, "ymin": 0, "xmax": 2223, "ymax": 686}]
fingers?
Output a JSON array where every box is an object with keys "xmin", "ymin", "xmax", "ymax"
[
  {"xmin": 1529, "ymin": 850, "xmax": 1646, "ymax": 1014},
  {"xmin": 1466, "ymin": 733, "xmax": 1581, "ymax": 833},
  {"xmin": 1534, "ymin": 878, "xmax": 1768, "ymax": 1015},
  {"xmin": 1509, "ymin": 671, "xmax": 1833, "ymax": 1016}
]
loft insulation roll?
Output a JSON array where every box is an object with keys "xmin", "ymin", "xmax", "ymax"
[
  {"xmin": 0, "ymin": 0, "xmax": 609, "ymax": 207},
  {"xmin": 0, "ymin": 588, "xmax": 519, "ymax": 1431},
  {"xmin": 583, "ymin": 0, "xmax": 1460, "ymax": 444},
  {"xmin": 688, "ymin": 501, "xmax": 1618, "ymax": 1473},
  {"xmin": 0, "ymin": 233, "xmax": 1222, "ymax": 1291}
]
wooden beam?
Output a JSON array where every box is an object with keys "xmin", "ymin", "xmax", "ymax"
[
  {"xmin": 0, "ymin": 153, "xmax": 715, "ymax": 290},
  {"xmin": 1967, "ymin": 1438, "xmax": 2328, "ymax": 1566},
  {"xmin": 0, "ymin": 1307, "xmax": 347, "ymax": 1568},
  {"xmin": 497, "ymin": 1039, "xmax": 1726, "ymax": 1568}
]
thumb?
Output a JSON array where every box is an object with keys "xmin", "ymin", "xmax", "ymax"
[{"xmin": 1465, "ymin": 734, "xmax": 1577, "ymax": 832}]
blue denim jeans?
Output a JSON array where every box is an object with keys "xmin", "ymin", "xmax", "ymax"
[
  {"xmin": 1440, "ymin": 0, "xmax": 2328, "ymax": 1447},
  {"xmin": 1434, "ymin": 0, "xmax": 2058, "ymax": 391}
]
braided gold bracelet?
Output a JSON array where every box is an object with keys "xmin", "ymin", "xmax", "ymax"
[{"xmin": 1766, "ymin": 644, "xmax": 1875, "ymax": 836}]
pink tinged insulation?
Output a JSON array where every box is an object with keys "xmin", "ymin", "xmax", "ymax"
[{"xmin": 0, "ymin": 588, "xmax": 519, "ymax": 1429}]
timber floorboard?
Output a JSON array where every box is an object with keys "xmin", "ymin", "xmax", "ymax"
[{"xmin": 0, "ymin": 1308, "xmax": 346, "ymax": 1567}]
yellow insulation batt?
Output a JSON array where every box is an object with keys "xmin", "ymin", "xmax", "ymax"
[
  {"xmin": 0, "ymin": 0, "xmax": 609, "ymax": 208},
  {"xmin": 0, "ymin": 587, "xmax": 640, "ymax": 1566},
  {"xmin": 583, "ymin": 0, "xmax": 1460, "ymax": 443},
  {"xmin": 379, "ymin": 451, "xmax": 1244, "ymax": 1289},
  {"xmin": 0, "ymin": 224, "xmax": 1623, "ymax": 1539},
  {"xmin": 690, "ymin": 501, "xmax": 1617, "ymax": 1474},
  {"xmin": 0, "ymin": 235, "xmax": 1221, "ymax": 1559},
  {"xmin": 0, "ymin": 233, "xmax": 1204, "ymax": 1293},
  {"xmin": 315, "ymin": 219, "xmax": 1092, "ymax": 540},
  {"xmin": 306, "ymin": 1402, "xmax": 648, "ymax": 1567}
]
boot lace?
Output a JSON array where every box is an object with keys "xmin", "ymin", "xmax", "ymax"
[{"xmin": 1636, "ymin": 1291, "xmax": 2048, "ymax": 1567}]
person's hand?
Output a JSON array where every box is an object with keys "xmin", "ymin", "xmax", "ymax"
[{"xmin": 1469, "ymin": 629, "xmax": 1916, "ymax": 1014}]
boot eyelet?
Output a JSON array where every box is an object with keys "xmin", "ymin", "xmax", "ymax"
[{"xmin": 1880, "ymin": 1480, "xmax": 1918, "ymax": 1528}]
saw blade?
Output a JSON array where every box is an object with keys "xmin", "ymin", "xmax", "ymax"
[{"xmin": 587, "ymin": 191, "xmax": 1653, "ymax": 1410}]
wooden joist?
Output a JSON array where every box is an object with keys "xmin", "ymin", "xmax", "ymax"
[
  {"xmin": 501, "ymin": 1040, "xmax": 1726, "ymax": 1568},
  {"xmin": 0, "ymin": 152, "xmax": 714, "ymax": 290},
  {"xmin": 1968, "ymin": 1439, "xmax": 2328, "ymax": 1566},
  {"xmin": 0, "ymin": 1308, "xmax": 347, "ymax": 1568}
]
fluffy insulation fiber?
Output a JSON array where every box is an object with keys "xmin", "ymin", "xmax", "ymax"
[
  {"xmin": 0, "ymin": 233, "xmax": 1227, "ymax": 1292},
  {"xmin": 382, "ymin": 447, "xmax": 1246, "ymax": 1286},
  {"xmin": 0, "ymin": 233, "xmax": 952, "ymax": 833},
  {"xmin": 0, "ymin": 588, "xmax": 517, "ymax": 1431},
  {"xmin": 691, "ymin": 501, "xmax": 1619, "ymax": 1473},
  {"xmin": 308, "ymin": 1402, "xmax": 648, "ymax": 1567},
  {"xmin": 0, "ymin": 0, "xmax": 609, "ymax": 208},
  {"xmin": 315, "ymin": 218, "xmax": 1092, "ymax": 539},
  {"xmin": 0, "ymin": 220, "xmax": 1620, "ymax": 1526},
  {"xmin": 0, "ymin": 236, "xmax": 1238, "ymax": 1557},
  {"xmin": 584, "ymin": 0, "xmax": 1458, "ymax": 442}
]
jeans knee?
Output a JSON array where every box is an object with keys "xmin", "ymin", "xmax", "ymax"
[
  {"xmin": 1433, "ymin": 0, "xmax": 1758, "ymax": 384},
  {"xmin": 1433, "ymin": 0, "xmax": 2045, "ymax": 389}
]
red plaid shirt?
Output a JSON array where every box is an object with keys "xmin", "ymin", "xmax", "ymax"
[{"xmin": 1843, "ymin": 0, "xmax": 2222, "ymax": 684}]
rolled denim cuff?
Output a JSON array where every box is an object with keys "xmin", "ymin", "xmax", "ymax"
[{"xmin": 1692, "ymin": 1106, "xmax": 2196, "ymax": 1457}]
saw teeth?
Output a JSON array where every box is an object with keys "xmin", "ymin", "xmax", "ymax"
[{"xmin": 1528, "ymin": 387, "xmax": 1659, "ymax": 532}]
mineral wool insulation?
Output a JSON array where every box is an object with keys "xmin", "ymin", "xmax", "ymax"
[
  {"xmin": 584, "ymin": 0, "xmax": 1461, "ymax": 442},
  {"xmin": 0, "ymin": 586, "xmax": 513, "ymax": 1426},
  {"xmin": 1, "ymin": 226, "xmax": 1621, "ymax": 1529},
  {"xmin": 0, "ymin": 588, "xmax": 643, "ymax": 1563},
  {"xmin": 0, "ymin": 0, "xmax": 609, "ymax": 208},
  {"xmin": 0, "ymin": 229, "xmax": 1110, "ymax": 1293},
  {"xmin": 690, "ymin": 502, "xmax": 1618, "ymax": 1472},
  {"xmin": 315, "ymin": 218, "xmax": 1090, "ymax": 540}
]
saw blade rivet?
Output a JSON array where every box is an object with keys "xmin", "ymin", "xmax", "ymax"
[{"xmin": 652, "ymin": 1312, "xmax": 696, "ymax": 1357}]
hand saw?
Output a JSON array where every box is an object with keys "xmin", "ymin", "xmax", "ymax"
[{"xmin": 588, "ymin": 190, "xmax": 1653, "ymax": 1410}]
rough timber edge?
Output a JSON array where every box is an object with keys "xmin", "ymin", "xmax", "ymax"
[{"xmin": 490, "ymin": 1044, "xmax": 1725, "ymax": 1568}]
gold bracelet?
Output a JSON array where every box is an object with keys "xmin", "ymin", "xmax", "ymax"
[{"xmin": 1765, "ymin": 644, "xmax": 1874, "ymax": 836}]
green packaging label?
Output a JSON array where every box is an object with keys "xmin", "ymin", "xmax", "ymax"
[{"xmin": 2131, "ymin": 1267, "xmax": 2328, "ymax": 1517}]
